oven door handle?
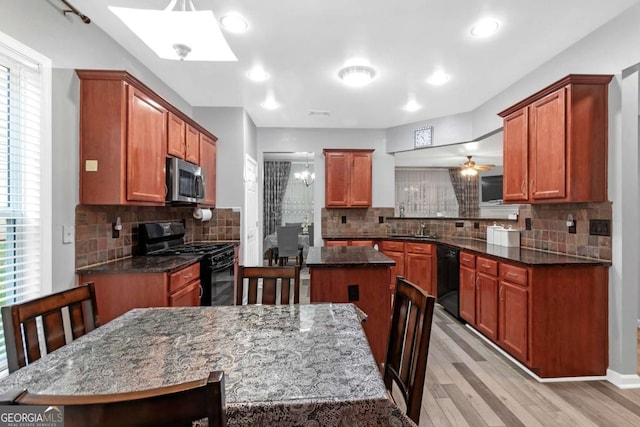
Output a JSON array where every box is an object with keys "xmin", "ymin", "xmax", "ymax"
[{"xmin": 212, "ymin": 258, "xmax": 235, "ymax": 272}]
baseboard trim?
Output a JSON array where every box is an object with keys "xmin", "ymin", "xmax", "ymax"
[
  {"xmin": 607, "ymin": 369, "xmax": 640, "ymax": 389},
  {"xmin": 465, "ymin": 324, "xmax": 608, "ymax": 383}
]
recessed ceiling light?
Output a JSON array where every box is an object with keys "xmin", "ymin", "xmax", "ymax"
[
  {"xmin": 470, "ymin": 18, "xmax": 500, "ymax": 38},
  {"xmin": 261, "ymin": 96, "xmax": 279, "ymax": 110},
  {"xmin": 338, "ymin": 58, "xmax": 376, "ymax": 87},
  {"xmin": 220, "ymin": 13, "xmax": 249, "ymax": 33},
  {"xmin": 403, "ymin": 100, "xmax": 422, "ymax": 112},
  {"xmin": 247, "ymin": 67, "xmax": 270, "ymax": 82},
  {"xmin": 427, "ymin": 70, "xmax": 450, "ymax": 86}
]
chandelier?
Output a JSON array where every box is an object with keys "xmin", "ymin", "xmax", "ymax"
[{"xmin": 295, "ymin": 157, "xmax": 315, "ymax": 187}]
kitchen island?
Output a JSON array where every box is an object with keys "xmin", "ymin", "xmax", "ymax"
[{"xmin": 306, "ymin": 246, "xmax": 395, "ymax": 364}]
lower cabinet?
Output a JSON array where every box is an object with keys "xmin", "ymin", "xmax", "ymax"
[
  {"xmin": 380, "ymin": 240, "xmax": 435, "ymax": 296},
  {"xmin": 324, "ymin": 239, "xmax": 374, "ymax": 247},
  {"xmin": 458, "ymin": 250, "xmax": 608, "ymax": 377},
  {"xmin": 79, "ymin": 262, "xmax": 201, "ymax": 324}
]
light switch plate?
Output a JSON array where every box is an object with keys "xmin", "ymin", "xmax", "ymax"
[{"xmin": 62, "ymin": 225, "xmax": 74, "ymax": 244}]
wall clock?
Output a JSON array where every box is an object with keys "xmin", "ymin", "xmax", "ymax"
[{"xmin": 414, "ymin": 126, "xmax": 433, "ymax": 148}]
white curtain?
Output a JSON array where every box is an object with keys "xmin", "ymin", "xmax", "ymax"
[
  {"xmin": 281, "ymin": 162, "xmax": 314, "ymax": 225},
  {"xmin": 395, "ymin": 168, "xmax": 459, "ymax": 217}
]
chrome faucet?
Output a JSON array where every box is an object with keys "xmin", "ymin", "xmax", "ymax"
[{"xmin": 419, "ymin": 222, "xmax": 426, "ymax": 236}]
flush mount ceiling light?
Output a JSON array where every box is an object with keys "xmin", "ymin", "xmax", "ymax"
[
  {"xmin": 338, "ymin": 59, "xmax": 376, "ymax": 87},
  {"xmin": 220, "ymin": 12, "xmax": 249, "ymax": 33},
  {"xmin": 261, "ymin": 96, "xmax": 280, "ymax": 110},
  {"xmin": 470, "ymin": 17, "xmax": 501, "ymax": 38},
  {"xmin": 403, "ymin": 100, "xmax": 422, "ymax": 112},
  {"xmin": 427, "ymin": 70, "xmax": 450, "ymax": 86},
  {"xmin": 247, "ymin": 67, "xmax": 270, "ymax": 82},
  {"xmin": 109, "ymin": 0, "xmax": 237, "ymax": 61}
]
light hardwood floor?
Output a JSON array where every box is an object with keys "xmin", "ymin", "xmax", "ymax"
[{"xmin": 421, "ymin": 308, "xmax": 640, "ymax": 427}]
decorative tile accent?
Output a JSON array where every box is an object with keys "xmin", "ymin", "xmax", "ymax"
[
  {"xmin": 322, "ymin": 208, "xmax": 395, "ymax": 237},
  {"xmin": 75, "ymin": 205, "xmax": 240, "ymax": 269}
]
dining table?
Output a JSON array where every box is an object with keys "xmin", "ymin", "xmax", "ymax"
[
  {"xmin": 263, "ymin": 232, "xmax": 310, "ymax": 265},
  {"xmin": 0, "ymin": 303, "xmax": 416, "ymax": 426}
]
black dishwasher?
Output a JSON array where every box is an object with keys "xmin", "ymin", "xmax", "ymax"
[{"xmin": 437, "ymin": 245, "xmax": 460, "ymax": 319}]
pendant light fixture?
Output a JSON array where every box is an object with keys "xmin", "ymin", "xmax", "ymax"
[
  {"xmin": 110, "ymin": 0, "xmax": 238, "ymax": 62},
  {"xmin": 295, "ymin": 155, "xmax": 315, "ymax": 187}
]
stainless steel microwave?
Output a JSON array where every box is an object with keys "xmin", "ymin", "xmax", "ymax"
[{"xmin": 166, "ymin": 157, "xmax": 205, "ymax": 203}]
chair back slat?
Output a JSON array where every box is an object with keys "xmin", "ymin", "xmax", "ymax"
[
  {"xmin": 383, "ymin": 277, "xmax": 435, "ymax": 425},
  {"xmin": 10, "ymin": 371, "xmax": 227, "ymax": 427},
  {"xmin": 236, "ymin": 266, "xmax": 300, "ymax": 305},
  {"xmin": 42, "ymin": 310, "xmax": 67, "ymax": 353},
  {"xmin": 1, "ymin": 283, "xmax": 99, "ymax": 373}
]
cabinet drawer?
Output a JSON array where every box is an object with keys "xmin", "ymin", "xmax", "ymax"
[
  {"xmin": 381, "ymin": 241, "xmax": 405, "ymax": 252},
  {"xmin": 169, "ymin": 263, "xmax": 200, "ymax": 293},
  {"xmin": 406, "ymin": 242, "xmax": 432, "ymax": 254},
  {"xmin": 460, "ymin": 251, "xmax": 476, "ymax": 268},
  {"xmin": 500, "ymin": 263, "xmax": 528, "ymax": 286},
  {"xmin": 476, "ymin": 256, "xmax": 498, "ymax": 276}
]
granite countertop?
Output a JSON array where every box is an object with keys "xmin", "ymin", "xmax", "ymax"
[
  {"xmin": 76, "ymin": 255, "xmax": 202, "ymax": 274},
  {"xmin": 306, "ymin": 246, "xmax": 396, "ymax": 267},
  {"xmin": 0, "ymin": 304, "xmax": 415, "ymax": 426}
]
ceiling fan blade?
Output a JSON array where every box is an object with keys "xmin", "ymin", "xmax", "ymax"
[{"xmin": 474, "ymin": 164, "xmax": 495, "ymax": 171}]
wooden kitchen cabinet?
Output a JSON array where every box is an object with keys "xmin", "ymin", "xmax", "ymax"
[
  {"xmin": 458, "ymin": 251, "xmax": 476, "ymax": 324},
  {"xmin": 380, "ymin": 240, "xmax": 405, "ymax": 291},
  {"xmin": 324, "ymin": 240, "xmax": 374, "ymax": 247},
  {"xmin": 499, "ymin": 74, "xmax": 613, "ymax": 204},
  {"xmin": 498, "ymin": 263, "xmax": 529, "ymax": 364},
  {"xmin": 405, "ymin": 242, "xmax": 436, "ymax": 296},
  {"xmin": 167, "ymin": 112, "xmax": 200, "ymax": 164},
  {"xmin": 77, "ymin": 70, "xmax": 218, "ymax": 206},
  {"xmin": 79, "ymin": 262, "xmax": 201, "ymax": 324},
  {"xmin": 199, "ymin": 133, "xmax": 217, "ymax": 207},
  {"xmin": 323, "ymin": 149, "xmax": 373, "ymax": 207},
  {"xmin": 475, "ymin": 256, "xmax": 499, "ymax": 342}
]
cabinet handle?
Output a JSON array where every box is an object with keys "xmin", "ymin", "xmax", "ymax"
[
  {"xmin": 521, "ymin": 180, "xmax": 525, "ymax": 194},
  {"xmin": 506, "ymin": 271, "xmax": 518, "ymax": 278},
  {"xmin": 530, "ymin": 179, "xmax": 535, "ymax": 192},
  {"xmin": 199, "ymin": 285, "xmax": 203, "ymax": 298},
  {"xmin": 499, "ymin": 286, "xmax": 504, "ymax": 301},
  {"xmin": 184, "ymin": 273, "xmax": 193, "ymax": 279},
  {"xmin": 481, "ymin": 263, "xmax": 490, "ymax": 269},
  {"xmin": 475, "ymin": 276, "xmax": 480, "ymax": 289}
]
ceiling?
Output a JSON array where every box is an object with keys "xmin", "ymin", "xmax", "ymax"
[{"xmin": 80, "ymin": 0, "xmax": 638, "ymax": 129}]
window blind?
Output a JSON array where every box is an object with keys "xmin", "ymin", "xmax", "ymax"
[
  {"xmin": 0, "ymin": 45, "xmax": 43, "ymax": 372},
  {"xmin": 395, "ymin": 168, "xmax": 459, "ymax": 217}
]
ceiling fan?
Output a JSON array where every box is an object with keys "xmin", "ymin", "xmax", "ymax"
[{"xmin": 459, "ymin": 155, "xmax": 495, "ymax": 176}]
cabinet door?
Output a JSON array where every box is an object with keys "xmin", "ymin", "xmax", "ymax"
[
  {"xmin": 530, "ymin": 89, "xmax": 566, "ymax": 200},
  {"xmin": 350, "ymin": 240, "xmax": 374, "ymax": 247},
  {"xmin": 459, "ymin": 265, "xmax": 476, "ymax": 324},
  {"xmin": 503, "ymin": 108, "xmax": 529, "ymax": 202},
  {"xmin": 186, "ymin": 124, "xmax": 200, "ymax": 164},
  {"xmin": 126, "ymin": 86, "xmax": 167, "ymax": 203},
  {"xmin": 169, "ymin": 280, "xmax": 201, "ymax": 307},
  {"xmin": 199, "ymin": 134, "xmax": 217, "ymax": 207},
  {"xmin": 325, "ymin": 151, "xmax": 349, "ymax": 207},
  {"xmin": 405, "ymin": 252, "xmax": 434, "ymax": 295},
  {"xmin": 167, "ymin": 112, "xmax": 185, "ymax": 159},
  {"xmin": 499, "ymin": 281, "xmax": 528, "ymax": 363},
  {"xmin": 350, "ymin": 151, "xmax": 372, "ymax": 207},
  {"xmin": 476, "ymin": 272, "xmax": 498, "ymax": 342},
  {"xmin": 325, "ymin": 240, "xmax": 349, "ymax": 247}
]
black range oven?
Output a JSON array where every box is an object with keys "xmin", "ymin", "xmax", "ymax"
[{"xmin": 138, "ymin": 221, "xmax": 236, "ymax": 306}]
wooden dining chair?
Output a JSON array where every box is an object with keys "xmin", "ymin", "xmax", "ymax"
[
  {"xmin": 383, "ymin": 276, "xmax": 436, "ymax": 425},
  {"xmin": 1, "ymin": 282, "xmax": 99, "ymax": 373},
  {"xmin": 235, "ymin": 266, "xmax": 300, "ymax": 305},
  {"xmin": 276, "ymin": 225, "xmax": 303, "ymax": 266},
  {"xmin": 2, "ymin": 371, "xmax": 227, "ymax": 427}
]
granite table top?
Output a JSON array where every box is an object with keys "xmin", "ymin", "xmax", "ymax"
[
  {"xmin": 0, "ymin": 304, "xmax": 415, "ymax": 427},
  {"xmin": 75, "ymin": 254, "xmax": 202, "ymax": 274},
  {"xmin": 305, "ymin": 246, "xmax": 396, "ymax": 267}
]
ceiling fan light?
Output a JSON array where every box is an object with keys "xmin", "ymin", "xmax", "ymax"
[
  {"xmin": 247, "ymin": 67, "xmax": 270, "ymax": 82},
  {"xmin": 403, "ymin": 100, "xmax": 422, "ymax": 112}
]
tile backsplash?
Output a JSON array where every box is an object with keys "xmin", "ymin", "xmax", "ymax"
[
  {"xmin": 75, "ymin": 205, "xmax": 240, "ymax": 269},
  {"xmin": 323, "ymin": 202, "xmax": 612, "ymax": 261}
]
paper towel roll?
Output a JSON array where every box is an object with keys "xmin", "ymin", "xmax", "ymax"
[{"xmin": 193, "ymin": 208, "xmax": 212, "ymax": 222}]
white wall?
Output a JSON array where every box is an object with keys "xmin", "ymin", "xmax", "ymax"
[
  {"xmin": 386, "ymin": 112, "xmax": 474, "ymax": 153},
  {"xmin": 1, "ymin": 0, "xmax": 193, "ymax": 292}
]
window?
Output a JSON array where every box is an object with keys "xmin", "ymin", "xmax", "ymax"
[
  {"xmin": 0, "ymin": 32, "xmax": 51, "ymax": 374},
  {"xmin": 395, "ymin": 168, "xmax": 459, "ymax": 217},
  {"xmin": 281, "ymin": 162, "xmax": 314, "ymax": 226}
]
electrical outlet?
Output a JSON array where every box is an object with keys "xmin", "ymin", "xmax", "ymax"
[
  {"xmin": 525, "ymin": 218, "xmax": 532, "ymax": 230},
  {"xmin": 589, "ymin": 219, "xmax": 611, "ymax": 236},
  {"xmin": 568, "ymin": 221, "xmax": 577, "ymax": 234},
  {"xmin": 341, "ymin": 216, "xmax": 347, "ymax": 224},
  {"xmin": 455, "ymin": 221, "xmax": 464, "ymax": 228},
  {"xmin": 473, "ymin": 222, "xmax": 479, "ymax": 229},
  {"xmin": 347, "ymin": 284, "xmax": 359, "ymax": 301},
  {"xmin": 378, "ymin": 216, "xmax": 384, "ymax": 224}
]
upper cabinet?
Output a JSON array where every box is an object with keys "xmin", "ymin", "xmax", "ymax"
[
  {"xmin": 499, "ymin": 74, "xmax": 612, "ymax": 204},
  {"xmin": 199, "ymin": 133, "xmax": 217, "ymax": 207},
  {"xmin": 323, "ymin": 149, "xmax": 374, "ymax": 208},
  {"xmin": 77, "ymin": 70, "xmax": 217, "ymax": 206}
]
